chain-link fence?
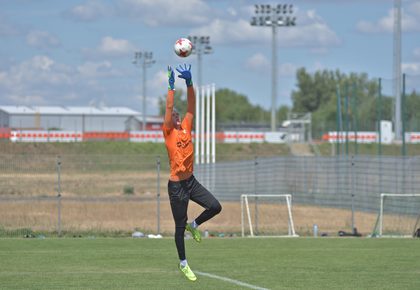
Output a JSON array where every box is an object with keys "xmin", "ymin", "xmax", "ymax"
[
  {"xmin": 0, "ymin": 154, "xmax": 171, "ymax": 237},
  {"xmin": 311, "ymin": 75, "xmax": 420, "ymax": 158},
  {"xmin": 1, "ymin": 154, "xmax": 419, "ymax": 237},
  {"xmin": 195, "ymin": 155, "xmax": 420, "ymax": 236}
]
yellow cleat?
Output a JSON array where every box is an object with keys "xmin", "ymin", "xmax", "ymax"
[
  {"xmin": 179, "ymin": 264, "xmax": 197, "ymax": 281},
  {"xmin": 186, "ymin": 224, "xmax": 201, "ymax": 243}
]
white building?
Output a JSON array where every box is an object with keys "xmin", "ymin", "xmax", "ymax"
[{"xmin": 0, "ymin": 106, "xmax": 163, "ymax": 132}]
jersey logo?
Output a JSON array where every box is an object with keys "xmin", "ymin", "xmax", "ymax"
[{"xmin": 177, "ymin": 140, "xmax": 190, "ymax": 148}]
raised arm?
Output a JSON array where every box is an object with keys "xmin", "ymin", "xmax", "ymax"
[
  {"xmin": 164, "ymin": 66, "xmax": 175, "ymax": 129},
  {"xmin": 176, "ymin": 64, "xmax": 195, "ymax": 123},
  {"xmin": 186, "ymin": 85, "xmax": 195, "ymax": 117}
]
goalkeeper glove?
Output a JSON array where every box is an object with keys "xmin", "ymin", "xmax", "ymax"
[
  {"xmin": 167, "ymin": 66, "xmax": 175, "ymax": 90},
  {"xmin": 176, "ymin": 64, "xmax": 193, "ymax": 87}
]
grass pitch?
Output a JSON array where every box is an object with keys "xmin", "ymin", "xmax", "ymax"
[{"xmin": 0, "ymin": 237, "xmax": 419, "ymax": 289}]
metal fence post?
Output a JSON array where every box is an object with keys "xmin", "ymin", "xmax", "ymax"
[
  {"xmin": 351, "ymin": 155, "xmax": 355, "ymax": 233},
  {"xmin": 254, "ymin": 156, "xmax": 259, "ymax": 235},
  {"xmin": 156, "ymin": 156, "xmax": 161, "ymax": 234},
  {"xmin": 56, "ymin": 155, "xmax": 62, "ymax": 237}
]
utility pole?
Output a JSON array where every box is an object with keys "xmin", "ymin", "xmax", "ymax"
[
  {"xmin": 133, "ymin": 51, "xmax": 155, "ymax": 130},
  {"xmin": 250, "ymin": 4, "xmax": 296, "ymax": 132}
]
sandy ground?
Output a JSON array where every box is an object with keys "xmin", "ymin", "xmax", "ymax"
[{"xmin": 0, "ymin": 198, "xmax": 416, "ymax": 236}]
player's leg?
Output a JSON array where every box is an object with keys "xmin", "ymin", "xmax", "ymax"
[
  {"xmin": 186, "ymin": 176, "xmax": 222, "ymax": 241},
  {"xmin": 168, "ymin": 180, "xmax": 197, "ymax": 281}
]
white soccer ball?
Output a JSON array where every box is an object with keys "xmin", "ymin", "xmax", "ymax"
[{"xmin": 174, "ymin": 38, "xmax": 193, "ymax": 57}]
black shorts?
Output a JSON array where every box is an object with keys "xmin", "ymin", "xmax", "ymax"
[{"xmin": 167, "ymin": 175, "xmax": 221, "ymax": 227}]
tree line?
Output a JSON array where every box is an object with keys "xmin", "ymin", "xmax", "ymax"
[{"xmin": 158, "ymin": 68, "xmax": 420, "ymax": 135}]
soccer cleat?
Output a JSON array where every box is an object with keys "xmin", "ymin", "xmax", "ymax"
[
  {"xmin": 186, "ymin": 223, "xmax": 201, "ymax": 243},
  {"xmin": 179, "ymin": 264, "xmax": 197, "ymax": 281}
]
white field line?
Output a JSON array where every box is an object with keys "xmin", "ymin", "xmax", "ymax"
[{"xmin": 195, "ymin": 271, "xmax": 269, "ymax": 290}]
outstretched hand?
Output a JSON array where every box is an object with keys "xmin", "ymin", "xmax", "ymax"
[
  {"xmin": 167, "ymin": 66, "xmax": 175, "ymax": 90},
  {"xmin": 176, "ymin": 64, "xmax": 193, "ymax": 87}
]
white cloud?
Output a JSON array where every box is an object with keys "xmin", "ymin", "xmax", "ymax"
[
  {"xmin": 117, "ymin": 0, "xmax": 211, "ymax": 26},
  {"xmin": 26, "ymin": 30, "xmax": 61, "ymax": 49},
  {"xmin": 245, "ymin": 53, "xmax": 270, "ymax": 71},
  {"xmin": 245, "ymin": 53, "xmax": 298, "ymax": 77},
  {"xmin": 286, "ymin": 22, "xmax": 340, "ymax": 47},
  {"xmin": 402, "ymin": 62, "xmax": 420, "ymax": 75},
  {"xmin": 84, "ymin": 36, "xmax": 136, "ymax": 58},
  {"xmin": 64, "ymin": 0, "xmax": 110, "ymax": 21},
  {"xmin": 99, "ymin": 36, "xmax": 135, "ymax": 55},
  {"xmin": 0, "ymin": 56, "xmax": 74, "ymax": 104},
  {"xmin": 77, "ymin": 61, "xmax": 121, "ymax": 78},
  {"xmin": 357, "ymin": 7, "xmax": 420, "ymax": 33},
  {"xmin": 8, "ymin": 56, "xmax": 72, "ymax": 85},
  {"xmin": 0, "ymin": 55, "xmax": 128, "ymax": 106},
  {"xmin": 190, "ymin": 9, "xmax": 340, "ymax": 48},
  {"xmin": 191, "ymin": 19, "xmax": 269, "ymax": 44}
]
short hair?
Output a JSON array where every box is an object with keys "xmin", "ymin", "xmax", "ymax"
[{"xmin": 172, "ymin": 108, "xmax": 179, "ymax": 114}]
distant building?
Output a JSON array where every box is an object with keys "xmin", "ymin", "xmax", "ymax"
[
  {"xmin": 125, "ymin": 115, "xmax": 164, "ymax": 131},
  {"xmin": 0, "ymin": 106, "xmax": 163, "ymax": 132}
]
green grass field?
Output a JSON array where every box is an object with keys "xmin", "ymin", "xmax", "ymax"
[{"xmin": 1, "ymin": 237, "xmax": 419, "ymax": 289}]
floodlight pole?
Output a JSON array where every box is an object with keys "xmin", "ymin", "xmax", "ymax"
[
  {"xmin": 393, "ymin": 0, "xmax": 402, "ymax": 140},
  {"xmin": 133, "ymin": 51, "xmax": 155, "ymax": 130},
  {"xmin": 271, "ymin": 24, "xmax": 278, "ymax": 132},
  {"xmin": 250, "ymin": 4, "xmax": 296, "ymax": 132},
  {"xmin": 187, "ymin": 36, "xmax": 213, "ymax": 89},
  {"xmin": 188, "ymin": 36, "xmax": 213, "ymax": 165}
]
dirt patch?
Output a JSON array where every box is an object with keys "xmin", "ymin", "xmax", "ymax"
[
  {"xmin": 0, "ymin": 199, "xmax": 405, "ymax": 236},
  {"xmin": 0, "ymin": 171, "xmax": 170, "ymax": 196}
]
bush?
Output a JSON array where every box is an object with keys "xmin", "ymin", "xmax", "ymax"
[{"xmin": 123, "ymin": 185, "xmax": 135, "ymax": 195}]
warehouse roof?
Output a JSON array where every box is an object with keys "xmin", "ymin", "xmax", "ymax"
[{"xmin": 0, "ymin": 106, "xmax": 140, "ymax": 116}]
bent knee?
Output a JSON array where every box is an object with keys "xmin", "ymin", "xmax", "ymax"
[{"xmin": 211, "ymin": 201, "xmax": 222, "ymax": 215}]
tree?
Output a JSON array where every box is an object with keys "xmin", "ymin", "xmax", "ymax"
[
  {"xmin": 292, "ymin": 68, "xmax": 342, "ymax": 113},
  {"xmin": 277, "ymin": 105, "xmax": 290, "ymax": 125},
  {"xmin": 405, "ymin": 90, "xmax": 420, "ymax": 131},
  {"xmin": 292, "ymin": 68, "xmax": 389, "ymax": 134},
  {"xmin": 215, "ymin": 88, "xmax": 270, "ymax": 124},
  {"xmin": 158, "ymin": 88, "xmax": 274, "ymax": 125}
]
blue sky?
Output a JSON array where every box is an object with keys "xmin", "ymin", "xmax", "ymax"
[{"xmin": 0, "ymin": 0, "xmax": 419, "ymax": 115}]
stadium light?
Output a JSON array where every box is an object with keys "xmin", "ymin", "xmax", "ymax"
[
  {"xmin": 187, "ymin": 36, "xmax": 215, "ymax": 166},
  {"xmin": 393, "ymin": 0, "xmax": 402, "ymax": 140},
  {"xmin": 187, "ymin": 36, "xmax": 213, "ymax": 89},
  {"xmin": 250, "ymin": 4, "xmax": 296, "ymax": 132},
  {"xmin": 132, "ymin": 51, "xmax": 155, "ymax": 130}
]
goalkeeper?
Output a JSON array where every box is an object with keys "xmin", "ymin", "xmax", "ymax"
[{"xmin": 163, "ymin": 64, "xmax": 222, "ymax": 282}]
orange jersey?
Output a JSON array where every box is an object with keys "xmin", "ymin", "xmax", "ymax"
[{"xmin": 163, "ymin": 117, "xmax": 194, "ymax": 181}]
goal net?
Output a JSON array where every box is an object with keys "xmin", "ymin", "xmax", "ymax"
[
  {"xmin": 241, "ymin": 194, "xmax": 298, "ymax": 237},
  {"xmin": 372, "ymin": 193, "xmax": 420, "ymax": 238}
]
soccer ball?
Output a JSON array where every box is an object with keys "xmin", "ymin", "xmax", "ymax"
[{"xmin": 174, "ymin": 38, "xmax": 193, "ymax": 57}]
